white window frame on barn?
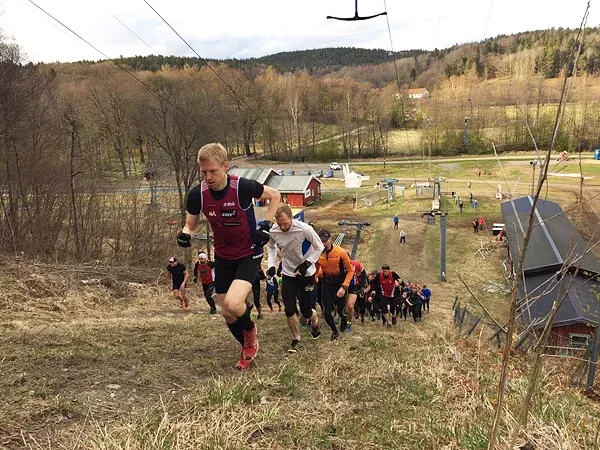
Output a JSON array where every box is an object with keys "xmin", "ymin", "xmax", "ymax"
[
  {"xmin": 569, "ymin": 333, "xmax": 590, "ymax": 348},
  {"xmin": 304, "ymin": 190, "xmax": 310, "ymax": 198}
]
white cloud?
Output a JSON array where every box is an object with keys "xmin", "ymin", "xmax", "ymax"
[{"xmin": 0, "ymin": 0, "xmax": 597, "ymax": 63}]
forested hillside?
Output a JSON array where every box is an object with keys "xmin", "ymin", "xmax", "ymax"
[
  {"xmin": 2, "ymin": 25, "xmax": 600, "ymax": 261},
  {"xmin": 72, "ymin": 27, "xmax": 600, "ymax": 87}
]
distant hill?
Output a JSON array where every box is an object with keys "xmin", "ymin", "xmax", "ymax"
[
  {"xmin": 105, "ymin": 47, "xmax": 426, "ymax": 74},
  {"xmin": 62, "ymin": 27, "xmax": 600, "ymax": 86}
]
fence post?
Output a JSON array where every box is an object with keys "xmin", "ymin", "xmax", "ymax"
[
  {"xmin": 452, "ymin": 295, "xmax": 459, "ymax": 311},
  {"xmin": 459, "ymin": 305, "xmax": 468, "ymax": 332},
  {"xmin": 586, "ymin": 325, "xmax": 600, "ymax": 393},
  {"xmin": 453, "ymin": 302, "xmax": 461, "ymax": 325},
  {"xmin": 466, "ymin": 315, "xmax": 483, "ymax": 336}
]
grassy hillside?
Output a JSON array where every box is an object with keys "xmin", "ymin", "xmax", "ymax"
[{"xmin": 2, "ymin": 177, "xmax": 600, "ymax": 449}]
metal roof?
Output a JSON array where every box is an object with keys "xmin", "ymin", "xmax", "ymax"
[
  {"xmin": 519, "ymin": 272, "xmax": 600, "ymax": 328},
  {"xmin": 500, "ymin": 196, "xmax": 600, "ymax": 276},
  {"xmin": 264, "ymin": 175, "xmax": 320, "ymax": 193},
  {"xmin": 228, "ymin": 167, "xmax": 275, "ymax": 184}
]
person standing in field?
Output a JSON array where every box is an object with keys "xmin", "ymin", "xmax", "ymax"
[
  {"xmin": 393, "ymin": 214, "xmax": 399, "ymax": 230},
  {"xmin": 421, "ymin": 284, "xmax": 432, "ymax": 312},
  {"xmin": 317, "ymin": 230, "xmax": 354, "ymax": 341},
  {"xmin": 167, "ymin": 256, "xmax": 189, "ymax": 310},
  {"xmin": 266, "ymin": 204, "xmax": 324, "ymax": 353},
  {"xmin": 459, "ymin": 200, "xmax": 464, "ymax": 213},
  {"xmin": 400, "ymin": 229, "xmax": 406, "ymax": 244},
  {"xmin": 177, "ymin": 143, "xmax": 281, "ymax": 370},
  {"xmin": 472, "ymin": 219, "xmax": 479, "ymax": 234},
  {"xmin": 193, "ymin": 251, "xmax": 217, "ymax": 314}
]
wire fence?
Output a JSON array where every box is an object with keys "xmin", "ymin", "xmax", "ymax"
[{"xmin": 452, "ymin": 297, "xmax": 600, "ymax": 394}]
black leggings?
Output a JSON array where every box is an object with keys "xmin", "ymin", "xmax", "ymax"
[
  {"xmin": 202, "ymin": 283, "xmax": 216, "ymax": 309},
  {"xmin": 423, "ymin": 298, "xmax": 430, "ymax": 311},
  {"xmin": 266, "ymin": 291, "xmax": 280, "ymax": 310},
  {"xmin": 321, "ymin": 282, "xmax": 347, "ymax": 333},
  {"xmin": 357, "ymin": 294, "xmax": 367, "ymax": 317},
  {"xmin": 252, "ymin": 281, "xmax": 262, "ymax": 310},
  {"xmin": 411, "ymin": 303, "xmax": 422, "ymax": 321}
]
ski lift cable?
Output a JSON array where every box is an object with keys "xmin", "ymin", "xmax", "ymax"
[
  {"xmin": 25, "ymin": 0, "xmax": 331, "ymax": 222},
  {"xmin": 108, "ymin": 11, "xmax": 161, "ymax": 55},
  {"xmin": 327, "ymin": 0, "xmax": 387, "ymax": 21},
  {"xmin": 141, "ymin": 0, "xmax": 370, "ymax": 224},
  {"xmin": 382, "ymin": 0, "xmax": 424, "ymax": 210}
]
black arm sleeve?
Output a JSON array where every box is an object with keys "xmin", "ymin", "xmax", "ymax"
[
  {"xmin": 209, "ymin": 261, "xmax": 216, "ymax": 269},
  {"xmin": 186, "ymin": 185, "xmax": 202, "ymax": 215},
  {"xmin": 193, "ymin": 262, "xmax": 199, "ymax": 277},
  {"xmin": 238, "ymin": 178, "xmax": 265, "ymax": 209},
  {"xmin": 392, "ymin": 272, "xmax": 401, "ymax": 282}
]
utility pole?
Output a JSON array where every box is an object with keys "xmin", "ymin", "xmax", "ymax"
[
  {"xmin": 462, "ymin": 116, "xmax": 469, "ymax": 153},
  {"xmin": 440, "ymin": 213, "xmax": 447, "ymax": 282},
  {"xmin": 529, "ymin": 160, "xmax": 538, "ymax": 196}
]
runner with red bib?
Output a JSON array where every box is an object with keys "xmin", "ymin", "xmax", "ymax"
[
  {"xmin": 177, "ymin": 143, "xmax": 280, "ymax": 370},
  {"xmin": 376, "ymin": 264, "xmax": 401, "ymax": 328},
  {"xmin": 193, "ymin": 251, "xmax": 217, "ymax": 314}
]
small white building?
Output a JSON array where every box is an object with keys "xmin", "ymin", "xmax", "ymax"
[{"xmin": 394, "ymin": 88, "xmax": 431, "ymax": 100}]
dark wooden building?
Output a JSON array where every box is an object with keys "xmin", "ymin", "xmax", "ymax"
[{"xmin": 501, "ymin": 196, "xmax": 600, "ymax": 348}]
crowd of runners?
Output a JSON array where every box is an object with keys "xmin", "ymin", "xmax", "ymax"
[{"xmin": 170, "ymin": 142, "xmax": 433, "ymax": 370}]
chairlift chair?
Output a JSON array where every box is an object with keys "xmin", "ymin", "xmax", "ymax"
[{"xmin": 327, "ymin": 0, "xmax": 387, "ymax": 21}]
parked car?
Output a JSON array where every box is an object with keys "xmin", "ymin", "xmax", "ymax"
[
  {"xmin": 314, "ymin": 170, "xmax": 324, "ymax": 178},
  {"xmin": 324, "ymin": 169, "xmax": 334, "ymax": 178},
  {"xmin": 301, "ymin": 170, "xmax": 311, "ymax": 175},
  {"xmin": 329, "ymin": 162, "xmax": 341, "ymax": 170},
  {"xmin": 275, "ymin": 169, "xmax": 284, "ymax": 175},
  {"xmin": 285, "ymin": 170, "xmax": 296, "ymax": 175}
]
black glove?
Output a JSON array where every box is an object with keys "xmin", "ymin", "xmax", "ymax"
[
  {"xmin": 177, "ymin": 232, "xmax": 191, "ymax": 248},
  {"xmin": 267, "ymin": 266, "xmax": 276, "ymax": 277},
  {"xmin": 276, "ymin": 266, "xmax": 282, "ymax": 277},
  {"xmin": 295, "ymin": 261, "xmax": 312, "ymax": 277},
  {"xmin": 252, "ymin": 220, "xmax": 272, "ymax": 247}
]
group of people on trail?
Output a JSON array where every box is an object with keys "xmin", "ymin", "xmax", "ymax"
[{"xmin": 171, "ymin": 142, "xmax": 433, "ymax": 370}]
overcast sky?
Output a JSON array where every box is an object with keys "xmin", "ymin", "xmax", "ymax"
[{"xmin": 0, "ymin": 0, "xmax": 597, "ymax": 63}]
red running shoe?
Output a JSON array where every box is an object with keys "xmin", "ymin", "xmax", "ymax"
[
  {"xmin": 242, "ymin": 323, "xmax": 259, "ymax": 361},
  {"xmin": 235, "ymin": 351, "xmax": 252, "ymax": 370}
]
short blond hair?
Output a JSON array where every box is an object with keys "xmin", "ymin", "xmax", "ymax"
[
  {"xmin": 275, "ymin": 204, "xmax": 293, "ymax": 219},
  {"xmin": 197, "ymin": 143, "xmax": 228, "ymax": 165}
]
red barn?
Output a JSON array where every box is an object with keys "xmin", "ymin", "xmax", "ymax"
[
  {"xmin": 265, "ymin": 175, "xmax": 322, "ymax": 207},
  {"xmin": 501, "ymin": 196, "xmax": 600, "ymax": 349}
]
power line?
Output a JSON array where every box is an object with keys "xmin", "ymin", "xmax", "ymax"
[
  {"xmin": 108, "ymin": 11, "xmax": 161, "ymax": 55},
  {"xmin": 141, "ymin": 0, "xmax": 369, "ymax": 224},
  {"xmin": 25, "ymin": 0, "xmax": 347, "ymax": 226}
]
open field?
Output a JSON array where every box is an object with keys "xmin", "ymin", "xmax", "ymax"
[{"xmin": 2, "ymin": 161, "xmax": 600, "ymax": 449}]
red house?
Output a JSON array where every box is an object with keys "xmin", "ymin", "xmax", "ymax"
[{"xmin": 265, "ymin": 175, "xmax": 322, "ymax": 207}]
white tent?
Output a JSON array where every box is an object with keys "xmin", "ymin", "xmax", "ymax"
[{"xmin": 343, "ymin": 164, "xmax": 362, "ymax": 188}]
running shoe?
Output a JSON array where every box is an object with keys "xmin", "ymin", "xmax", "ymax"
[
  {"xmin": 179, "ymin": 300, "xmax": 184, "ymax": 309},
  {"xmin": 340, "ymin": 319, "xmax": 347, "ymax": 332},
  {"xmin": 242, "ymin": 324, "xmax": 259, "ymax": 360},
  {"xmin": 361, "ymin": 317, "xmax": 365, "ymax": 325},
  {"xmin": 287, "ymin": 339, "xmax": 301, "ymax": 353},
  {"xmin": 331, "ymin": 331, "xmax": 339, "ymax": 341},
  {"xmin": 257, "ymin": 313, "xmax": 263, "ymax": 320},
  {"xmin": 209, "ymin": 308, "xmax": 217, "ymax": 315},
  {"xmin": 386, "ymin": 322, "xmax": 392, "ymax": 329},
  {"xmin": 183, "ymin": 304, "xmax": 190, "ymax": 311},
  {"xmin": 346, "ymin": 323, "xmax": 353, "ymax": 333},
  {"xmin": 391, "ymin": 317, "xmax": 397, "ymax": 326},
  {"xmin": 311, "ymin": 326, "xmax": 321, "ymax": 340},
  {"xmin": 235, "ymin": 351, "xmax": 252, "ymax": 370},
  {"xmin": 371, "ymin": 316, "xmax": 376, "ymax": 322}
]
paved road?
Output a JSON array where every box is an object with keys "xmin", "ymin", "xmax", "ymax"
[{"xmin": 237, "ymin": 154, "xmax": 597, "ymax": 172}]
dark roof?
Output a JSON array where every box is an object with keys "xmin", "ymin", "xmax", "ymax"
[
  {"xmin": 501, "ymin": 196, "xmax": 600, "ymax": 276},
  {"xmin": 519, "ymin": 272, "xmax": 600, "ymax": 328},
  {"xmin": 264, "ymin": 175, "xmax": 320, "ymax": 193}
]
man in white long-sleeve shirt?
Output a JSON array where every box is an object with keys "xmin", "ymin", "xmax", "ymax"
[{"xmin": 267, "ymin": 204, "xmax": 324, "ymax": 353}]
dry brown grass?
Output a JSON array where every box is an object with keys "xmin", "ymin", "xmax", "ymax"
[{"xmin": 2, "ymin": 186, "xmax": 600, "ymax": 449}]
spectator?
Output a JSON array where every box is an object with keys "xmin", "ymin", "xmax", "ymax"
[
  {"xmin": 478, "ymin": 217, "xmax": 484, "ymax": 231},
  {"xmin": 472, "ymin": 219, "xmax": 479, "ymax": 234},
  {"xmin": 459, "ymin": 200, "xmax": 464, "ymax": 213},
  {"xmin": 467, "ymin": 180, "xmax": 471, "ymax": 189},
  {"xmin": 393, "ymin": 214, "xmax": 399, "ymax": 230},
  {"xmin": 400, "ymin": 229, "xmax": 406, "ymax": 244},
  {"xmin": 473, "ymin": 199, "xmax": 479, "ymax": 210}
]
